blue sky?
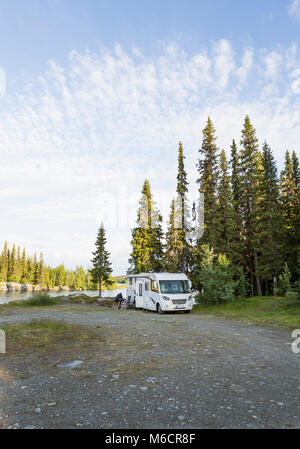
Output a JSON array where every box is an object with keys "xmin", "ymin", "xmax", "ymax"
[{"xmin": 0, "ymin": 0, "xmax": 300, "ymax": 274}]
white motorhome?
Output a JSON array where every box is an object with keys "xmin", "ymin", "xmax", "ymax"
[{"xmin": 126, "ymin": 272, "xmax": 193, "ymax": 314}]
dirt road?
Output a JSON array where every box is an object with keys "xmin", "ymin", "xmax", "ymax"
[{"xmin": 0, "ymin": 305, "xmax": 299, "ymax": 429}]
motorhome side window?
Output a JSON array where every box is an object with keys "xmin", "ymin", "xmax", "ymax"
[
  {"xmin": 151, "ymin": 280, "xmax": 158, "ymax": 292},
  {"xmin": 129, "ymin": 278, "xmax": 132, "ymax": 285},
  {"xmin": 139, "ymin": 283, "xmax": 143, "ymax": 296},
  {"xmin": 145, "ymin": 282, "xmax": 149, "ymax": 291}
]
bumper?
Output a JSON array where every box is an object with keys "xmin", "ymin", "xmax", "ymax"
[{"xmin": 162, "ymin": 302, "xmax": 193, "ymax": 312}]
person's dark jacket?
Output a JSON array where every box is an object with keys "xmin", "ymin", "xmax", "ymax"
[{"xmin": 114, "ymin": 292, "xmax": 123, "ymax": 302}]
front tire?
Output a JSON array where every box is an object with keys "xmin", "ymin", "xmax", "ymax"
[{"xmin": 157, "ymin": 304, "xmax": 164, "ymax": 315}]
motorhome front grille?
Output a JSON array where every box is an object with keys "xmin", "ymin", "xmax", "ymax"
[{"xmin": 172, "ymin": 299, "xmax": 186, "ymax": 305}]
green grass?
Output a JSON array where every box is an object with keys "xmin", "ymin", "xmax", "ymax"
[
  {"xmin": 1, "ymin": 319, "xmax": 104, "ymax": 354},
  {"xmin": 193, "ymin": 296, "xmax": 300, "ymax": 329},
  {"xmin": 0, "ymin": 293, "xmax": 99, "ymax": 311},
  {"xmin": 23, "ymin": 292, "xmax": 60, "ymax": 306}
]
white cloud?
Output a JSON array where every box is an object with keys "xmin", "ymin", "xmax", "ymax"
[
  {"xmin": 264, "ymin": 51, "xmax": 283, "ymax": 80},
  {"xmin": 236, "ymin": 48, "xmax": 253, "ymax": 87},
  {"xmin": 289, "ymin": 0, "xmax": 300, "ymax": 22},
  {"xmin": 214, "ymin": 39, "xmax": 235, "ymax": 90},
  {"xmin": 1, "ymin": 41, "xmax": 300, "ymax": 273}
]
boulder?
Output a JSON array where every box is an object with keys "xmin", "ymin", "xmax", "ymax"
[
  {"xmin": 60, "ymin": 286, "xmax": 70, "ymax": 292},
  {"xmin": 21, "ymin": 284, "xmax": 34, "ymax": 292},
  {"xmin": 7, "ymin": 282, "xmax": 22, "ymax": 292},
  {"xmin": 33, "ymin": 285, "xmax": 41, "ymax": 292},
  {"xmin": 50, "ymin": 286, "xmax": 60, "ymax": 292},
  {"xmin": 0, "ymin": 282, "xmax": 7, "ymax": 292}
]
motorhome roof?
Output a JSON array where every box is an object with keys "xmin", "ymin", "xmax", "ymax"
[{"xmin": 126, "ymin": 272, "xmax": 189, "ymax": 280}]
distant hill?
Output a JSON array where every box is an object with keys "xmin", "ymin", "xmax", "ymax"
[{"xmin": 112, "ymin": 276, "xmax": 126, "ymax": 284}]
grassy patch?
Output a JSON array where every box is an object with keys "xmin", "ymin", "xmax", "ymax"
[
  {"xmin": 23, "ymin": 292, "xmax": 60, "ymax": 306},
  {"xmin": 1, "ymin": 319, "xmax": 104, "ymax": 354},
  {"xmin": 193, "ymin": 296, "xmax": 300, "ymax": 329}
]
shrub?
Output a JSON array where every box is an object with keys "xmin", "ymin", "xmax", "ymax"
[
  {"xmin": 192, "ymin": 246, "xmax": 249, "ymax": 305},
  {"xmin": 24, "ymin": 292, "xmax": 59, "ymax": 307},
  {"xmin": 278, "ymin": 263, "xmax": 292, "ymax": 295},
  {"xmin": 285, "ymin": 291, "xmax": 300, "ymax": 300}
]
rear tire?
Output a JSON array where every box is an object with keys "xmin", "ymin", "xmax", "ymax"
[{"xmin": 157, "ymin": 304, "xmax": 164, "ymax": 315}]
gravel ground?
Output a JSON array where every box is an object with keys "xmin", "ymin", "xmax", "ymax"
[{"xmin": 0, "ymin": 305, "xmax": 299, "ymax": 429}]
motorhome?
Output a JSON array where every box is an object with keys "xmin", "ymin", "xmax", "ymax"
[{"xmin": 126, "ymin": 272, "xmax": 193, "ymax": 314}]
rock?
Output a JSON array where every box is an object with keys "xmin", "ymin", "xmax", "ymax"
[
  {"xmin": 34, "ymin": 408, "xmax": 41, "ymax": 414},
  {"xmin": 33, "ymin": 285, "xmax": 41, "ymax": 292},
  {"xmin": 7, "ymin": 282, "xmax": 22, "ymax": 292},
  {"xmin": 21, "ymin": 284, "xmax": 34, "ymax": 292},
  {"xmin": 60, "ymin": 286, "xmax": 70, "ymax": 292},
  {"xmin": 59, "ymin": 360, "xmax": 83, "ymax": 369},
  {"xmin": 0, "ymin": 282, "xmax": 8, "ymax": 292},
  {"xmin": 24, "ymin": 425, "xmax": 35, "ymax": 429},
  {"xmin": 47, "ymin": 402, "xmax": 56, "ymax": 407}
]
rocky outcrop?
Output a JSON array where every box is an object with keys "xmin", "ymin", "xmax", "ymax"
[
  {"xmin": 0, "ymin": 282, "xmax": 75, "ymax": 293},
  {"xmin": 7, "ymin": 282, "xmax": 22, "ymax": 292},
  {"xmin": 0, "ymin": 282, "xmax": 7, "ymax": 292},
  {"xmin": 21, "ymin": 284, "xmax": 34, "ymax": 292}
]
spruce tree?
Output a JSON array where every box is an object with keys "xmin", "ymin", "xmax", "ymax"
[
  {"xmin": 256, "ymin": 142, "xmax": 283, "ymax": 293},
  {"xmin": 129, "ymin": 180, "xmax": 164, "ymax": 273},
  {"xmin": 164, "ymin": 199, "xmax": 184, "ymax": 272},
  {"xmin": 8, "ymin": 244, "xmax": 17, "ymax": 282},
  {"xmin": 214, "ymin": 150, "xmax": 239, "ymax": 261},
  {"xmin": 20, "ymin": 248, "xmax": 27, "ymax": 283},
  {"xmin": 176, "ymin": 141, "xmax": 191, "ymax": 272},
  {"xmin": 0, "ymin": 242, "xmax": 8, "ymax": 282},
  {"xmin": 197, "ymin": 117, "xmax": 219, "ymax": 248},
  {"xmin": 90, "ymin": 223, "xmax": 113, "ymax": 297},
  {"xmin": 280, "ymin": 151, "xmax": 300, "ymax": 277},
  {"xmin": 239, "ymin": 115, "xmax": 262, "ymax": 296},
  {"xmin": 230, "ymin": 140, "xmax": 244, "ymax": 265}
]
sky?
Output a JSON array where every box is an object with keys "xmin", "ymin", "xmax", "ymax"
[{"xmin": 1, "ymin": 0, "xmax": 300, "ymax": 274}]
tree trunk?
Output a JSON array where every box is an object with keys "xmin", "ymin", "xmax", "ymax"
[
  {"xmin": 99, "ymin": 275, "xmax": 102, "ymax": 298},
  {"xmin": 254, "ymin": 250, "xmax": 262, "ymax": 296}
]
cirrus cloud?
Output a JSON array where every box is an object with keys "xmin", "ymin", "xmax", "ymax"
[{"xmin": 0, "ymin": 40, "xmax": 300, "ymax": 273}]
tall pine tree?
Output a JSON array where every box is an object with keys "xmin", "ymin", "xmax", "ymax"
[
  {"xmin": 256, "ymin": 142, "xmax": 283, "ymax": 293},
  {"xmin": 90, "ymin": 223, "xmax": 113, "ymax": 297},
  {"xmin": 239, "ymin": 115, "xmax": 262, "ymax": 296},
  {"xmin": 197, "ymin": 117, "xmax": 219, "ymax": 248},
  {"xmin": 164, "ymin": 199, "xmax": 184, "ymax": 272},
  {"xmin": 280, "ymin": 150, "xmax": 300, "ymax": 278},
  {"xmin": 129, "ymin": 180, "xmax": 164, "ymax": 273},
  {"xmin": 176, "ymin": 141, "xmax": 191, "ymax": 272}
]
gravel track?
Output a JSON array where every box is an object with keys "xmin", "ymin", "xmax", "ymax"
[{"xmin": 0, "ymin": 305, "xmax": 299, "ymax": 429}]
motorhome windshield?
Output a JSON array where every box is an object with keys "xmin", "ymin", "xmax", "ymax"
[{"xmin": 159, "ymin": 280, "xmax": 191, "ymax": 294}]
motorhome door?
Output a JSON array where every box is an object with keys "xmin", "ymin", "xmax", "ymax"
[{"xmin": 136, "ymin": 280, "xmax": 144, "ymax": 309}]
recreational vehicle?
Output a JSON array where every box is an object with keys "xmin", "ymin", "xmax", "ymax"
[{"xmin": 126, "ymin": 272, "xmax": 193, "ymax": 314}]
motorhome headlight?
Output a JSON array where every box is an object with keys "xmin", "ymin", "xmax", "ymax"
[{"xmin": 162, "ymin": 295, "xmax": 170, "ymax": 301}]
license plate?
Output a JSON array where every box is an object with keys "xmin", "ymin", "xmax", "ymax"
[{"xmin": 175, "ymin": 306, "xmax": 185, "ymax": 309}]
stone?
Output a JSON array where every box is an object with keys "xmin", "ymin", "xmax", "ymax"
[{"xmin": 60, "ymin": 360, "xmax": 83, "ymax": 369}]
